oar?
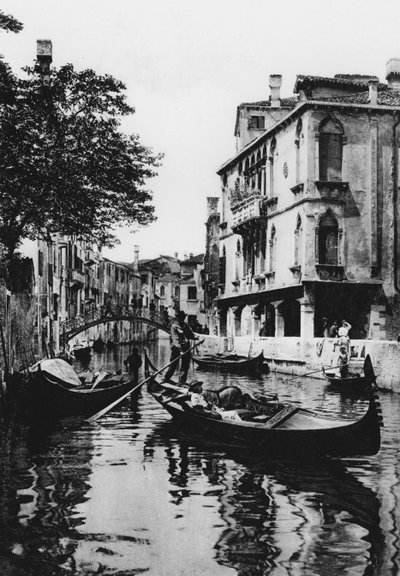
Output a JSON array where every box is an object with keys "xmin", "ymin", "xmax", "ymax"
[
  {"xmin": 285, "ymin": 363, "xmax": 344, "ymax": 382},
  {"xmin": 87, "ymin": 339, "xmax": 204, "ymax": 423}
]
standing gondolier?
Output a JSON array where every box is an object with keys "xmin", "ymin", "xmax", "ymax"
[{"xmin": 163, "ymin": 310, "xmax": 198, "ymax": 385}]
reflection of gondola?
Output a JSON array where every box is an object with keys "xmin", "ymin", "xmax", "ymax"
[
  {"xmin": 323, "ymin": 354, "xmax": 375, "ymax": 393},
  {"xmin": 6, "ymin": 358, "xmax": 138, "ymax": 420},
  {"xmin": 192, "ymin": 351, "xmax": 264, "ymax": 374},
  {"xmin": 145, "ymin": 352, "xmax": 382, "ymax": 457}
]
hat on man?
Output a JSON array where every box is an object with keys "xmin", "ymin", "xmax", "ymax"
[
  {"xmin": 188, "ymin": 380, "xmax": 203, "ymax": 392},
  {"xmin": 177, "ymin": 310, "xmax": 187, "ymax": 320}
]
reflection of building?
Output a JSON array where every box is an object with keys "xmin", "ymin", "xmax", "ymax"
[{"xmin": 215, "ymin": 61, "xmax": 400, "ymax": 341}]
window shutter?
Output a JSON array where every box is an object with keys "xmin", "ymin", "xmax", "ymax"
[
  {"xmin": 319, "ymin": 133, "xmax": 329, "ymax": 180},
  {"xmin": 329, "ymin": 134, "xmax": 343, "ymax": 181}
]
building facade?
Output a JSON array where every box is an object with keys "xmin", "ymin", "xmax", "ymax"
[{"xmin": 216, "ymin": 60, "xmax": 400, "ymax": 342}]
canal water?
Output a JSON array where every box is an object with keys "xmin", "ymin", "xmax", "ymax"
[{"xmin": 0, "ymin": 338, "xmax": 399, "ymax": 576}]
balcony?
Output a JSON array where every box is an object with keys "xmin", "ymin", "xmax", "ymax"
[
  {"xmin": 260, "ymin": 196, "xmax": 278, "ymax": 216},
  {"xmin": 315, "ymin": 181, "xmax": 349, "ymax": 202},
  {"xmin": 231, "ymin": 195, "xmax": 266, "ymax": 235},
  {"xmin": 315, "ymin": 264, "xmax": 345, "ymax": 281},
  {"xmin": 68, "ymin": 268, "xmax": 85, "ymax": 289}
]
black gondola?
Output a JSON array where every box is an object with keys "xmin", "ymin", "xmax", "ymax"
[{"xmin": 145, "ymin": 351, "xmax": 382, "ymax": 458}]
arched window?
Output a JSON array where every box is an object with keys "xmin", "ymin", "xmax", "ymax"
[
  {"xmin": 318, "ymin": 212, "xmax": 339, "ymax": 265},
  {"xmin": 160, "ymin": 285, "xmax": 165, "ymax": 297},
  {"xmin": 219, "ymin": 245, "xmax": 226, "ymax": 289},
  {"xmin": 319, "ymin": 118, "xmax": 343, "ymax": 182},
  {"xmin": 269, "ymin": 137, "xmax": 277, "ymax": 197},
  {"xmin": 294, "ymin": 215, "xmax": 302, "ymax": 266},
  {"xmin": 295, "ymin": 118, "xmax": 302, "ymax": 183},
  {"xmin": 269, "ymin": 226, "xmax": 276, "ymax": 271},
  {"xmin": 260, "ymin": 228, "xmax": 267, "ymax": 272},
  {"xmin": 235, "ymin": 240, "xmax": 241, "ymax": 281}
]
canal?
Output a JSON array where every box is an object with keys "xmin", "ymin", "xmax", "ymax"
[{"xmin": 0, "ymin": 338, "xmax": 399, "ymax": 575}]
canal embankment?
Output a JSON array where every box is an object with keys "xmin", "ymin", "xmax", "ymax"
[{"xmin": 197, "ymin": 334, "xmax": 400, "ymax": 392}]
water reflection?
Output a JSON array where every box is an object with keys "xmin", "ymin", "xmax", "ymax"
[{"xmin": 0, "ymin": 341, "xmax": 398, "ymax": 575}]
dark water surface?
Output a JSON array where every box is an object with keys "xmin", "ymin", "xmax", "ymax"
[{"xmin": 0, "ymin": 338, "xmax": 399, "ymax": 576}]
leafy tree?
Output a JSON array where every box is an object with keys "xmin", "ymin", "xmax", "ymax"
[
  {"xmin": 0, "ymin": 61, "xmax": 162, "ymax": 260},
  {"xmin": 0, "ymin": 10, "xmax": 23, "ymax": 34}
]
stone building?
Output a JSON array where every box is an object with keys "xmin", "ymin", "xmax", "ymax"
[
  {"xmin": 216, "ymin": 59, "xmax": 400, "ymax": 341},
  {"xmin": 203, "ymin": 197, "xmax": 221, "ymax": 333},
  {"xmin": 179, "ymin": 253, "xmax": 205, "ymax": 329}
]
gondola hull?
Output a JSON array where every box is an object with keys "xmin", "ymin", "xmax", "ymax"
[
  {"xmin": 146, "ymin": 353, "xmax": 382, "ymax": 458},
  {"xmin": 192, "ymin": 352, "xmax": 264, "ymax": 374},
  {"xmin": 6, "ymin": 365, "xmax": 137, "ymax": 420},
  {"xmin": 323, "ymin": 354, "xmax": 376, "ymax": 393}
]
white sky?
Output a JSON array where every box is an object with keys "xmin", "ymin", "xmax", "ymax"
[{"xmin": 1, "ymin": 0, "xmax": 399, "ymax": 261}]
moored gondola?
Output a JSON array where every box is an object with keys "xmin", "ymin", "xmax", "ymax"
[
  {"xmin": 323, "ymin": 354, "xmax": 376, "ymax": 393},
  {"xmin": 5, "ymin": 358, "xmax": 138, "ymax": 420},
  {"xmin": 145, "ymin": 351, "xmax": 382, "ymax": 458},
  {"xmin": 192, "ymin": 351, "xmax": 264, "ymax": 374}
]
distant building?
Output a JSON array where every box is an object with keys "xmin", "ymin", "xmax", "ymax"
[
  {"xmin": 179, "ymin": 253, "xmax": 205, "ymax": 328},
  {"xmin": 216, "ymin": 60, "xmax": 400, "ymax": 341},
  {"xmin": 203, "ymin": 197, "xmax": 220, "ymax": 333}
]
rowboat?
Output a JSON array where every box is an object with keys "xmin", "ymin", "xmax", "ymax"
[
  {"xmin": 145, "ymin": 352, "xmax": 382, "ymax": 457},
  {"xmin": 6, "ymin": 358, "xmax": 138, "ymax": 420},
  {"xmin": 323, "ymin": 354, "xmax": 375, "ymax": 392},
  {"xmin": 192, "ymin": 351, "xmax": 264, "ymax": 374}
]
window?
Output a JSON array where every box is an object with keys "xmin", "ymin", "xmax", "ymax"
[
  {"xmin": 319, "ymin": 118, "xmax": 343, "ymax": 182},
  {"xmin": 318, "ymin": 212, "xmax": 338, "ymax": 265},
  {"xmin": 294, "ymin": 215, "xmax": 302, "ymax": 266},
  {"xmin": 249, "ymin": 116, "xmax": 265, "ymax": 130},
  {"xmin": 38, "ymin": 250, "xmax": 43, "ymax": 277},
  {"xmin": 269, "ymin": 226, "xmax": 276, "ymax": 271},
  {"xmin": 160, "ymin": 285, "xmax": 165, "ymax": 297},
  {"xmin": 219, "ymin": 246, "xmax": 226, "ymax": 288},
  {"xmin": 260, "ymin": 228, "xmax": 267, "ymax": 272},
  {"xmin": 174, "ymin": 285, "xmax": 180, "ymax": 299},
  {"xmin": 188, "ymin": 286, "xmax": 197, "ymax": 300}
]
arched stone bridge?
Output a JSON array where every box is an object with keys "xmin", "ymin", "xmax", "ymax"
[{"xmin": 59, "ymin": 305, "xmax": 172, "ymax": 343}]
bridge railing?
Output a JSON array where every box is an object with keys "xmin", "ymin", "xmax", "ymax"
[{"xmin": 60, "ymin": 305, "xmax": 171, "ymax": 339}]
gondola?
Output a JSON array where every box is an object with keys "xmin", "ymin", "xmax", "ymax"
[
  {"xmin": 323, "ymin": 354, "xmax": 376, "ymax": 392},
  {"xmin": 5, "ymin": 358, "xmax": 138, "ymax": 420},
  {"xmin": 192, "ymin": 351, "xmax": 264, "ymax": 374},
  {"xmin": 145, "ymin": 352, "xmax": 382, "ymax": 457}
]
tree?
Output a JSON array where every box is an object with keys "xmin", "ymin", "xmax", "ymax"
[
  {"xmin": 0, "ymin": 10, "xmax": 23, "ymax": 34},
  {"xmin": 0, "ymin": 62, "xmax": 162, "ymax": 259}
]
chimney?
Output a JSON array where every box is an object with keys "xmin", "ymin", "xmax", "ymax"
[
  {"xmin": 133, "ymin": 245, "xmax": 139, "ymax": 272},
  {"xmin": 189, "ymin": 252, "xmax": 194, "ymax": 259},
  {"xmin": 36, "ymin": 40, "xmax": 52, "ymax": 76},
  {"xmin": 386, "ymin": 58, "xmax": 400, "ymax": 88},
  {"xmin": 368, "ymin": 79, "xmax": 379, "ymax": 105},
  {"xmin": 269, "ymin": 74, "xmax": 282, "ymax": 108},
  {"xmin": 174, "ymin": 252, "xmax": 178, "ymax": 259},
  {"xmin": 207, "ymin": 197, "xmax": 219, "ymax": 217}
]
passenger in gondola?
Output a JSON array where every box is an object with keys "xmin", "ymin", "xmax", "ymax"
[
  {"xmin": 188, "ymin": 381, "xmax": 222, "ymax": 419},
  {"xmin": 124, "ymin": 347, "xmax": 142, "ymax": 384},
  {"xmin": 329, "ymin": 320, "xmax": 339, "ymax": 338},
  {"xmin": 338, "ymin": 346, "xmax": 349, "ymax": 378}
]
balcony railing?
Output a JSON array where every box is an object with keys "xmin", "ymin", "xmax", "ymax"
[{"xmin": 231, "ymin": 195, "xmax": 265, "ymax": 234}]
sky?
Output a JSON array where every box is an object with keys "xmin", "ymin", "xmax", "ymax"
[{"xmin": 1, "ymin": 0, "xmax": 400, "ymax": 262}]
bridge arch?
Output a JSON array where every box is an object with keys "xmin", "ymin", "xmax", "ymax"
[{"xmin": 60, "ymin": 305, "xmax": 172, "ymax": 343}]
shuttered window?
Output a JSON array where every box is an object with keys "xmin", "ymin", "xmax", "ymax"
[{"xmin": 319, "ymin": 120, "xmax": 343, "ymax": 181}]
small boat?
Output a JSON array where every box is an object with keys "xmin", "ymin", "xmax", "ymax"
[
  {"xmin": 145, "ymin": 352, "xmax": 382, "ymax": 457},
  {"xmin": 6, "ymin": 358, "xmax": 137, "ymax": 420},
  {"xmin": 192, "ymin": 351, "xmax": 264, "ymax": 374},
  {"xmin": 323, "ymin": 354, "xmax": 376, "ymax": 392},
  {"xmin": 69, "ymin": 337, "xmax": 92, "ymax": 361}
]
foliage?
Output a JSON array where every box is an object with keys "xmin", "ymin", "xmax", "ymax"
[
  {"xmin": 229, "ymin": 180, "xmax": 260, "ymax": 208},
  {"xmin": 0, "ymin": 62, "xmax": 162, "ymax": 259},
  {"xmin": 0, "ymin": 10, "xmax": 23, "ymax": 33}
]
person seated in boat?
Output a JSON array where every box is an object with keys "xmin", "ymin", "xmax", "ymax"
[
  {"xmin": 188, "ymin": 381, "xmax": 222, "ymax": 419},
  {"xmin": 338, "ymin": 345, "xmax": 349, "ymax": 378}
]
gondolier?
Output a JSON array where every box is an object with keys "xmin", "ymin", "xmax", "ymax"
[{"xmin": 163, "ymin": 310, "xmax": 199, "ymax": 385}]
